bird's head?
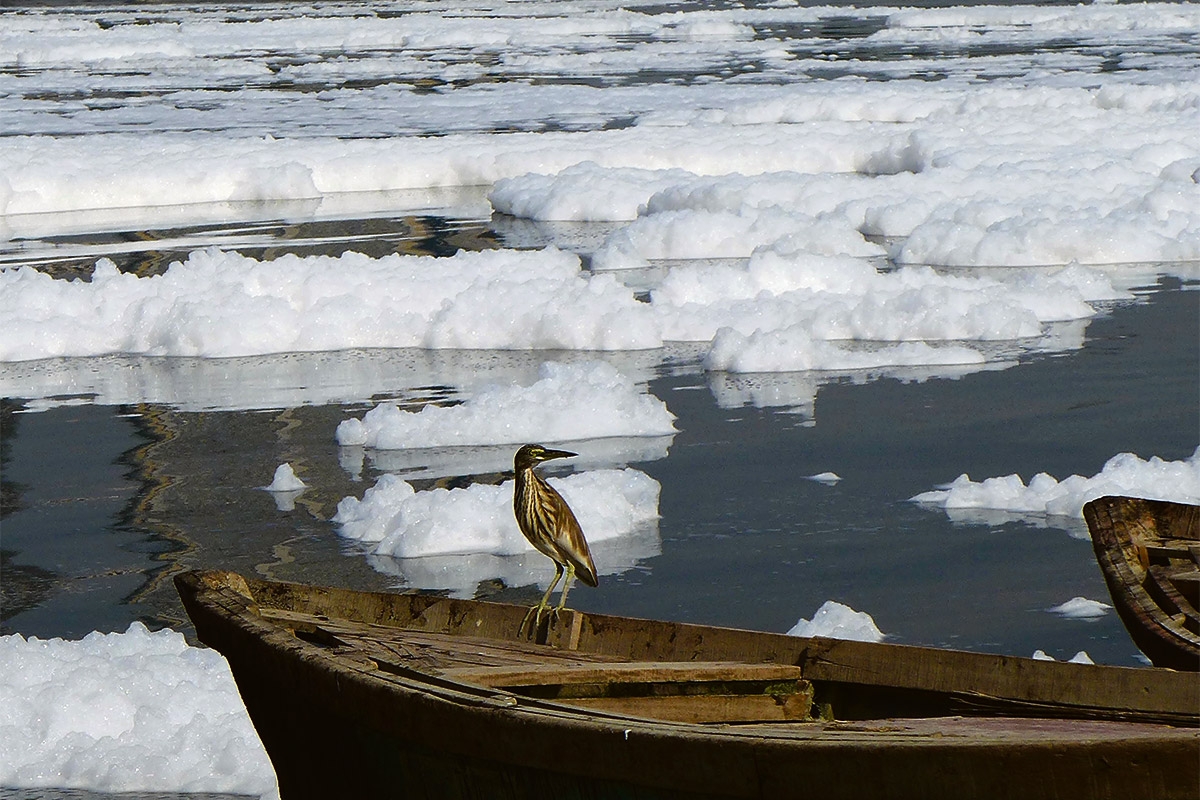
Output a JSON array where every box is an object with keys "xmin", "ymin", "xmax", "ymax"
[{"xmin": 514, "ymin": 443, "xmax": 577, "ymax": 471}]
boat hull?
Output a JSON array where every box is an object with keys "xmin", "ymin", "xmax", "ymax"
[{"xmin": 176, "ymin": 570, "xmax": 1199, "ymax": 800}]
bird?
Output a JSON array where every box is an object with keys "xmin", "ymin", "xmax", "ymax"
[{"xmin": 512, "ymin": 443, "xmax": 597, "ymax": 635}]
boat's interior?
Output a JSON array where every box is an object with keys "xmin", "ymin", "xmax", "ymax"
[
  {"xmin": 266, "ymin": 605, "xmax": 816, "ymax": 724},
  {"xmin": 184, "ymin": 569, "xmax": 1195, "ymax": 729}
]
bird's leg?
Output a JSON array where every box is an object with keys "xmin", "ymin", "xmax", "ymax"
[
  {"xmin": 553, "ymin": 563, "xmax": 577, "ymax": 620},
  {"xmin": 520, "ymin": 563, "xmax": 563, "ymax": 637},
  {"xmin": 537, "ymin": 563, "xmax": 565, "ymax": 628}
]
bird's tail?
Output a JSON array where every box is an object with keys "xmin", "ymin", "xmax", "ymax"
[{"xmin": 571, "ymin": 552, "xmax": 599, "ymax": 587}]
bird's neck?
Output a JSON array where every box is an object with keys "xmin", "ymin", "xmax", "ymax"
[{"xmin": 516, "ymin": 465, "xmax": 541, "ymax": 485}]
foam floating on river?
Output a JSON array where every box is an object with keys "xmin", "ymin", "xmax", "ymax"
[
  {"xmin": 0, "ymin": 247, "xmax": 659, "ymax": 361},
  {"xmin": 911, "ymin": 447, "xmax": 1200, "ymax": 518},
  {"xmin": 264, "ymin": 463, "xmax": 307, "ymax": 492},
  {"xmin": 786, "ymin": 601, "xmax": 885, "ymax": 643},
  {"xmin": 0, "ymin": 623, "xmax": 278, "ymax": 799},
  {"xmin": 1033, "ymin": 650, "xmax": 1095, "ymax": 664},
  {"xmin": 333, "ymin": 468, "xmax": 660, "ymax": 561},
  {"xmin": 1048, "ymin": 597, "xmax": 1113, "ymax": 619},
  {"xmin": 336, "ymin": 361, "xmax": 676, "ymax": 449}
]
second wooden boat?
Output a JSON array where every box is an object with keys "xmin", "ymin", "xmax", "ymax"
[{"xmin": 1084, "ymin": 494, "xmax": 1200, "ymax": 671}]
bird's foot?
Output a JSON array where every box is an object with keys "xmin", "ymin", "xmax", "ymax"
[{"xmin": 519, "ymin": 603, "xmax": 549, "ymax": 638}]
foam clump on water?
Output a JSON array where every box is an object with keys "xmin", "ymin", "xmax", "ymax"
[
  {"xmin": 336, "ymin": 361, "xmax": 676, "ymax": 448},
  {"xmin": 911, "ymin": 447, "xmax": 1200, "ymax": 518},
  {"xmin": 0, "ymin": 247, "xmax": 658, "ymax": 361},
  {"xmin": 786, "ymin": 601, "xmax": 885, "ymax": 643},
  {"xmin": 1032, "ymin": 649, "xmax": 1095, "ymax": 664},
  {"xmin": 333, "ymin": 468, "xmax": 660, "ymax": 560},
  {"xmin": 264, "ymin": 463, "xmax": 307, "ymax": 492},
  {"xmin": 1049, "ymin": 597, "xmax": 1112, "ymax": 619},
  {"xmin": 490, "ymin": 162, "xmax": 699, "ymax": 221},
  {"xmin": 0, "ymin": 215, "xmax": 1139, "ymax": 374},
  {"xmin": 0, "ymin": 221, "xmax": 1137, "ymax": 375},
  {"xmin": 0, "ymin": 623, "xmax": 278, "ymax": 798},
  {"xmin": 652, "ymin": 253, "xmax": 1124, "ymax": 343}
]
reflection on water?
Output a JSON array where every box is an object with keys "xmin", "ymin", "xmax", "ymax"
[
  {"xmin": 935, "ymin": 506, "xmax": 1091, "ymax": 540},
  {"xmin": 0, "ymin": 189, "xmax": 498, "ymax": 278},
  {"xmin": 0, "ymin": 347, "xmax": 665, "ymax": 414},
  {"xmin": 346, "ymin": 435, "xmax": 675, "ymax": 483}
]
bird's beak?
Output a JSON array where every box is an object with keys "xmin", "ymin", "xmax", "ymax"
[{"xmin": 540, "ymin": 448, "xmax": 577, "ymax": 461}]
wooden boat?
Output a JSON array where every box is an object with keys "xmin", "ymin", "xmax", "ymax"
[
  {"xmin": 1084, "ymin": 495, "xmax": 1200, "ymax": 672},
  {"xmin": 175, "ymin": 569, "xmax": 1199, "ymax": 800}
]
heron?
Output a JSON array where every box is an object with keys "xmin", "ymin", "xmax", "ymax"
[{"xmin": 513, "ymin": 443, "xmax": 597, "ymax": 634}]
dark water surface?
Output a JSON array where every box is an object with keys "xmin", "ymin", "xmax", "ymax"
[
  {"xmin": 2, "ymin": 221, "xmax": 1196, "ymax": 668},
  {"xmin": 1, "ymin": 0, "xmax": 1198, "ymax": 670}
]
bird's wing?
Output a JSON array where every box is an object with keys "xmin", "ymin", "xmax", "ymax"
[{"xmin": 544, "ymin": 483, "xmax": 599, "ymax": 588}]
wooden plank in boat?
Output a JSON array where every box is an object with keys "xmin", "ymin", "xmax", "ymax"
[
  {"xmin": 1146, "ymin": 564, "xmax": 1200, "ymax": 634},
  {"xmin": 260, "ymin": 606, "xmax": 626, "ymax": 673},
  {"xmin": 551, "ymin": 692, "xmax": 813, "ymax": 724},
  {"xmin": 1146, "ymin": 542, "xmax": 1196, "ymax": 561},
  {"xmin": 442, "ymin": 661, "xmax": 813, "ymax": 724},
  {"xmin": 262, "ymin": 606, "xmax": 815, "ymax": 723},
  {"xmin": 442, "ymin": 660, "xmax": 805, "ymax": 687},
  {"xmin": 1169, "ymin": 569, "xmax": 1200, "ymax": 608}
]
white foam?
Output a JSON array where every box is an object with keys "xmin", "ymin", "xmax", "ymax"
[
  {"xmin": 264, "ymin": 463, "xmax": 307, "ymax": 492},
  {"xmin": 0, "ymin": 247, "xmax": 659, "ymax": 360},
  {"xmin": 333, "ymin": 468, "xmax": 660, "ymax": 592},
  {"xmin": 336, "ymin": 361, "xmax": 676, "ymax": 448},
  {"xmin": 0, "ymin": 623, "xmax": 277, "ymax": 798},
  {"xmin": 786, "ymin": 601, "xmax": 885, "ymax": 643},
  {"xmin": 912, "ymin": 447, "xmax": 1200, "ymax": 519},
  {"xmin": 1049, "ymin": 597, "xmax": 1112, "ymax": 619},
  {"xmin": 1032, "ymin": 649, "xmax": 1095, "ymax": 664},
  {"xmin": 1, "ymin": 241, "xmax": 1120, "ymax": 373},
  {"xmin": 490, "ymin": 162, "xmax": 697, "ymax": 222}
]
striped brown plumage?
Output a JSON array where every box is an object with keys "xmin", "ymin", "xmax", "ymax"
[{"xmin": 513, "ymin": 444, "xmax": 597, "ymax": 633}]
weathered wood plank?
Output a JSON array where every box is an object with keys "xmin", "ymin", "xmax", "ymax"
[
  {"xmin": 552, "ymin": 692, "xmax": 813, "ymax": 724},
  {"xmin": 1168, "ymin": 569, "xmax": 1200, "ymax": 609},
  {"xmin": 442, "ymin": 661, "xmax": 804, "ymax": 688}
]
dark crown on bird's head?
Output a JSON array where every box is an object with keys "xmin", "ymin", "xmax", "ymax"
[{"xmin": 514, "ymin": 443, "xmax": 577, "ymax": 471}]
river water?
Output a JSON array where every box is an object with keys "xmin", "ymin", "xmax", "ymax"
[
  {"xmin": 2, "ymin": 202, "xmax": 1195, "ymax": 666},
  {"xmin": 1, "ymin": 0, "xmax": 1198, "ymax": 670}
]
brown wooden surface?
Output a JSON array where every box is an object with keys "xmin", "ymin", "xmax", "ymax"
[
  {"xmin": 250, "ymin": 568, "xmax": 1197, "ymax": 723},
  {"xmin": 263, "ymin": 607, "xmax": 814, "ymax": 723},
  {"xmin": 440, "ymin": 660, "xmax": 805, "ymax": 687},
  {"xmin": 176, "ymin": 569, "xmax": 1200, "ymax": 800}
]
